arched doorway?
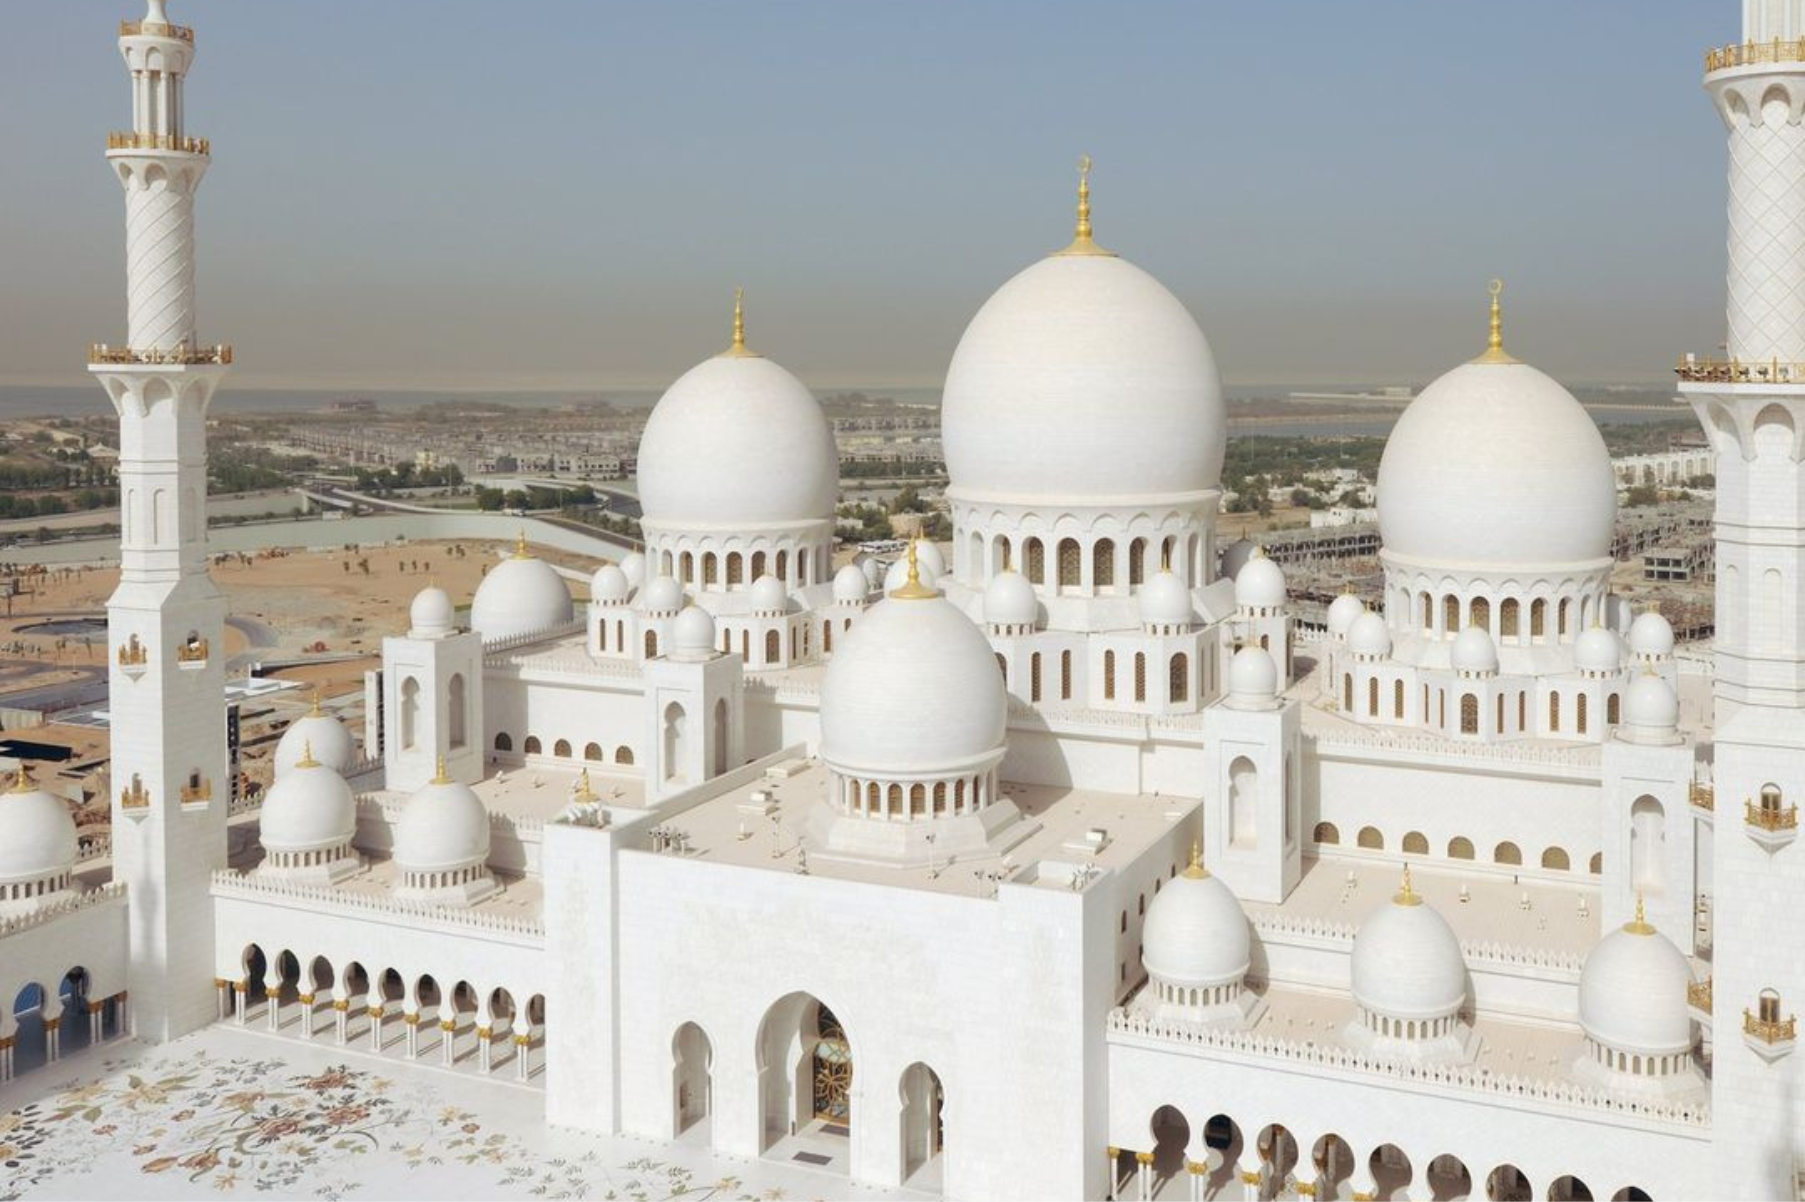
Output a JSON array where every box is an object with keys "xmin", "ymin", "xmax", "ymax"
[
  {"xmin": 58, "ymin": 968, "xmax": 92, "ymax": 1056},
  {"xmin": 899, "ymin": 1061, "xmax": 944, "ymax": 1186},
  {"xmin": 1148, "ymin": 1104, "xmax": 1190, "ymax": 1198},
  {"xmin": 756, "ymin": 993, "xmax": 852, "ymax": 1171},
  {"xmin": 673, "ymin": 1021, "xmax": 713, "ymax": 1139}
]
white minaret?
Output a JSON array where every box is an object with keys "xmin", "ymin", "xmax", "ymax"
[
  {"xmin": 91, "ymin": 0, "xmax": 232, "ymax": 1043},
  {"xmin": 1679, "ymin": 5, "xmax": 1805, "ymax": 1194}
]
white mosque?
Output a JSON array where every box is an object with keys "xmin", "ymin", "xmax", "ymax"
[{"xmin": 7, "ymin": 2, "xmax": 1805, "ymax": 1198}]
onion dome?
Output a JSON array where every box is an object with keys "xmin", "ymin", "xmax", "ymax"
[
  {"xmin": 1620, "ymin": 670, "xmax": 1681, "ymax": 744},
  {"xmin": 591, "ymin": 563, "xmax": 631, "ymax": 605},
  {"xmin": 820, "ymin": 545, "xmax": 1006, "ymax": 777},
  {"xmin": 884, "ymin": 554, "xmax": 939, "ymax": 594},
  {"xmin": 860, "ymin": 556, "xmax": 884, "ymax": 589},
  {"xmin": 1347, "ymin": 611, "xmax": 1392, "ymax": 659},
  {"xmin": 619, "ymin": 551, "xmax": 647, "ymax": 590},
  {"xmin": 1142, "ymin": 843, "xmax": 1251, "ymax": 989},
  {"xmin": 915, "ymin": 539, "xmax": 946, "ymax": 577},
  {"xmin": 1450, "ymin": 626, "xmax": 1499, "ymax": 676},
  {"xmin": 394, "ymin": 760, "xmax": 491, "ymax": 877},
  {"xmin": 635, "ymin": 291, "xmax": 837, "ymax": 529},
  {"xmin": 748, "ymin": 574, "xmax": 789, "ymax": 616},
  {"xmin": 1375, "ymin": 284, "xmax": 1616, "ymax": 571},
  {"xmin": 1628, "ymin": 608, "xmax": 1675, "ymax": 659},
  {"xmin": 258, "ymin": 742, "xmax": 356, "ymax": 856},
  {"xmin": 274, "ymin": 695, "xmax": 356, "ymax": 777},
  {"xmin": 1326, "ymin": 590, "xmax": 1365, "ymax": 638},
  {"xmin": 1576, "ymin": 625, "xmax": 1623, "ymax": 675},
  {"xmin": 0, "ymin": 765, "xmax": 77, "ymax": 889},
  {"xmin": 1138, "ymin": 570, "xmax": 1193, "ymax": 630},
  {"xmin": 833, "ymin": 562, "xmax": 870, "ymax": 605},
  {"xmin": 940, "ymin": 162, "xmax": 1224, "ymax": 504},
  {"xmin": 1235, "ymin": 548, "xmax": 1286, "ymax": 610},
  {"xmin": 1226, "ymin": 644, "xmax": 1279, "ymax": 709},
  {"xmin": 409, "ymin": 586, "xmax": 454, "ymax": 637},
  {"xmin": 671, "ymin": 605, "xmax": 717, "ymax": 660},
  {"xmin": 984, "ymin": 570, "xmax": 1039, "ymax": 630},
  {"xmin": 1351, "ymin": 867, "xmax": 1468, "ymax": 1022},
  {"xmin": 469, "ymin": 535, "xmax": 574, "ymax": 641},
  {"xmin": 1578, "ymin": 899, "xmax": 1694, "ymax": 1057},
  {"xmin": 637, "ymin": 574, "xmax": 685, "ymax": 616}
]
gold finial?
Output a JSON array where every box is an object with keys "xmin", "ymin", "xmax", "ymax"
[
  {"xmin": 8, "ymin": 763, "xmax": 32, "ymax": 793},
  {"xmin": 514, "ymin": 530, "xmax": 530, "ymax": 559},
  {"xmin": 295, "ymin": 739, "xmax": 319, "ymax": 769},
  {"xmin": 1473, "ymin": 278, "xmax": 1517, "ymax": 365},
  {"xmin": 1056, "ymin": 154, "xmax": 1115, "ymax": 257},
  {"xmin": 309, "ymin": 690, "xmax": 323, "ymax": 717},
  {"xmin": 1623, "ymin": 892, "xmax": 1655, "ymax": 935},
  {"xmin": 432, "ymin": 754, "xmax": 450, "ymax": 785},
  {"xmin": 722, "ymin": 286, "xmax": 760, "ymax": 358},
  {"xmin": 1183, "ymin": 839, "xmax": 1209, "ymax": 879},
  {"xmin": 573, "ymin": 767, "xmax": 597, "ymax": 802},
  {"xmin": 1251, "ymin": 543, "xmax": 1266, "ymax": 560},
  {"xmin": 1394, "ymin": 862, "xmax": 1422, "ymax": 906},
  {"xmin": 890, "ymin": 536, "xmax": 939, "ymax": 600}
]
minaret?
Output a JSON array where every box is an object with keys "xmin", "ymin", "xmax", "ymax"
[
  {"xmin": 1678, "ymin": 6, "xmax": 1805, "ymax": 1194},
  {"xmin": 90, "ymin": 0, "xmax": 232, "ymax": 1043}
]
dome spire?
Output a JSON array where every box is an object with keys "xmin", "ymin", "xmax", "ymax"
[
  {"xmin": 889, "ymin": 536, "xmax": 939, "ymax": 601},
  {"xmin": 1394, "ymin": 862, "xmax": 1422, "ymax": 906},
  {"xmin": 573, "ymin": 767, "xmax": 597, "ymax": 803},
  {"xmin": 722, "ymin": 287, "xmax": 760, "ymax": 358},
  {"xmin": 8, "ymin": 762, "xmax": 33, "ymax": 793},
  {"xmin": 309, "ymin": 690, "xmax": 323, "ymax": 717},
  {"xmin": 295, "ymin": 739, "xmax": 319, "ymax": 769},
  {"xmin": 1623, "ymin": 892, "xmax": 1656, "ymax": 935},
  {"xmin": 1473, "ymin": 278, "xmax": 1518, "ymax": 365},
  {"xmin": 514, "ymin": 529, "xmax": 530, "ymax": 559},
  {"xmin": 1056, "ymin": 155, "xmax": 1115, "ymax": 258},
  {"xmin": 1183, "ymin": 838, "xmax": 1209, "ymax": 879},
  {"xmin": 432, "ymin": 754, "xmax": 451, "ymax": 785}
]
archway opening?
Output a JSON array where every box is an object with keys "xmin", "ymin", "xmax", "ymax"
[
  {"xmin": 899, "ymin": 1061, "xmax": 945, "ymax": 1187},
  {"xmin": 756, "ymin": 993, "xmax": 852, "ymax": 1173},
  {"xmin": 673, "ymin": 1021, "xmax": 713, "ymax": 1140},
  {"xmin": 1148, "ymin": 1104, "xmax": 1190, "ymax": 1198}
]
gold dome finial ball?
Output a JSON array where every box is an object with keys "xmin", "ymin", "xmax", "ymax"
[
  {"xmin": 432, "ymin": 754, "xmax": 451, "ymax": 785},
  {"xmin": 1474, "ymin": 277, "xmax": 1517, "ymax": 364}
]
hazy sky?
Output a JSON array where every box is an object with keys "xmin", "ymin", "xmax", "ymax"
[{"xmin": 1, "ymin": 1, "xmax": 1739, "ymax": 391}]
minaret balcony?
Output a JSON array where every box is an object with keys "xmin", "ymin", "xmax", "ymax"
[
  {"xmin": 105, "ymin": 132, "xmax": 209, "ymax": 156},
  {"xmin": 1707, "ymin": 38, "xmax": 1805, "ymax": 73},
  {"xmin": 175, "ymin": 637, "xmax": 210, "ymax": 667},
  {"xmin": 1675, "ymin": 355, "xmax": 1805, "ymax": 385},
  {"xmin": 1687, "ymin": 976, "xmax": 1713, "ymax": 1020},
  {"xmin": 120, "ymin": 18, "xmax": 193, "ymax": 42},
  {"xmin": 1689, "ymin": 781, "xmax": 1715, "ymax": 813},
  {"xmin": 116, "ymin": 637, "xmax": 149, "ymax": 676},
  {"xmin": 179, "ymin": 777, "xmax": 212, "ymax": 805},
  {"xmin": 90, "ymin": 342, "xmax": 231, "ymax": 367},
  {"xmin": 1743, "ymin": 1006, "xmax": 1798, "ymax": 1062},
  {"xmin": 119, "ymin": 777, "xmax": 150, "ymax": 811},
  {"xmin": 1744, "ymin": 798, "xmax": 1799, "ymax": 851}
]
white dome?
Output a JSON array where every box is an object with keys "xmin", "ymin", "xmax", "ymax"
[
  {"xmin": 1141, "ymin": 860, "xmax": 1251, "ymax": 989},
  {"xmin": 638, "ymin": 574, "xmax": 685, "ymax": 615},
  {"xmin": 884, "ymin": 556, "xmax": 939, "ymax": 594},
  {"xmin": 636, "ymin": 352, "xmax": 837, "ymax": 528},
  {"xmin": 1578, "ymin": 913, "xmax": 1694, "ymax": 1054},
  {"xmin": 591, "ymin": 563, "xmax": 630, "ymax": 604},
  {"xmin": 1351, "ymin": 881, "xmax": 1468, "ymax": 1021},
  {"xmin": 1629, "ymin": 609, "xmax": 1675, "ymax": 658},
  {"xmin": 820, "ymin": 592, "xmax": 1007, "ymax": 776},
  {"xmin": 1450, "ymin": 626, "xmax": 1499, "ymax": 675},
  {"xmin": 274, "ymin": 709, "xmax": 356, "ymax": 777},
  {"xmin": 833, "ymin": 563, "xmax": 870, "ymax": 605},
  {"xmin": 1347, "ymin": 611, "xmax": 1392, "ymax": 658},
  {"xmin": 1377, "ymin": 361, "xmax": 1616, "ymax": 569},
  {"xmin": 394, "ymin": 775, "xmax": 491, "ymax": 875},
  {"xmin": 619, "ymin": 551, "xmax": 647, "ymax": 589},
  {"xmin": 860, "ymin": 556, "xmax": 884, "ymax": 588},
  {"xmin": 1576, "ymin": 625, "xmax": 1624, "ymax": 674},
  {"xmin": 1227, "ymin": 645, "xmax": 1279, "ymax": 704},
  {"xmin": 1138, "ymin": 571, "xmax": 1193, "ymax": 628},
  {"xmin": 0, "ymin": 770, "xmax": 77, "ymax": 886},
  {"xmin": 672, "ymin": 605, "xmax": 716, "ymax": 657},
  {"xmin": 942, "ymin": 251, "xmax": 1224, "ymax": 502},
  {"xmin": 258, "ymin": 756, "xmax": 356, "ymax": 855},
  {"xmin": 747, "ymin": 574, "xmax": 789, "ymax": 615},
  {"xmin": 984, "ymin": 570, "xmax": 1039, "ymax": 628},
  {"xmin": 1235, "ymin": 552, "xmax": 1286, "ymax": 609},
  {"xmin": 470, "ymin": 552, "xmax": 574, "ymax": 641},
  {"xmin": 1623, "ymin": 671, "xmax": 1680, "ymax": 733},
  {"xmin": 409, "ymin": 586, "xmax": 454, "ymax": 637},
  {"xmin": 1326, "ymin": 591, "xmax": 1365, "ymax": 637},
  {"xmin": 915, "ymin": 540, "xmax": 946, "ymax": 577}
]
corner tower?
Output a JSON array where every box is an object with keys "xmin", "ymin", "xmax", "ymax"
[
  {"xmin": 1678, "ymin": 4, "xmax": 1805, "ymax": 1193},
  {"xmin": 90, "ymin": 0, "xmax": 232, "ymax": 1042}
]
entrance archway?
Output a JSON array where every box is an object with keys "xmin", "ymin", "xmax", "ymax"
[
  {"xmin": 899, "ymin": 1061, "xmax": 944, "ymax": 1186},
  {"xmin": 673, "ymin": 1021, "xmax": 713, "ymax": 1138},
  {"xmin": 756, "ymin": 992, "xmax": 852, "ymax": 1170}
]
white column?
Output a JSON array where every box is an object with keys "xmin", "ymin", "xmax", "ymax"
[
  {"xmin": 333, "ymin": 996, "xmax": 349, "ymax": 1045},
  {"xmin": 440, "ymin": 1008, "xmax": 457, "ymax": 1067},
  {"xmin": 233, "ymin": 980, "xmax": 247, "ymax": 1025},
  {"xmin": 367, "ymin": 1004, "xmax": 384, "ymax": 1053},
  {"xmin": 296, "ymin": 994, "xmax": 314, "ymax": 1039},
  {"xmin": 514, "ymin": 1017, "xmax": 532, "ymax": 1082},
  {"xmin": 478, "ymin": 1024, "xmax": 493, "ymax": 1074},
  {"xmin": 1238, "ymin": 1156, "xmax": 1263, "ymax": 1202},
  {"xmin": 405, "ymin": 1012, "xmax": 420, "ymax": 1059},
  {"xmin": 264, "ymin": 969, "xmax": 283, "ymax": 1031}
]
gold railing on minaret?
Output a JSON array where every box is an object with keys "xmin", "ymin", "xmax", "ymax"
[
  {"xmin": 90, "ymin": 343, "xmax": 232, "ymax": 367},
  {"xmin": 1675, "ymin": 356, "xmax": 1805, "ymax": 384},
  {"xmin": 1688, "ymin": 977, "xmax": 1714, "ymax": 1014},
  {"xmin": 1689, "ymin": 781, "xmax": 1715, "ymax": 812},
  {"xmin": 117, "ymin": 637, "xmax": 148, "ymax": 667},
  {"xmin": 120, "ymin": 776, "xmax": 150, "ymax": 810},
  {"xmin": 1746, "ymin": 798, "xmax": 1800, "ymax": 832},
  {"xmin": 1744, "ymin": 1008, "xmax": 1798, "ymax": 1044},
  {"xmin": 120, "ymin": 18, "xmax": 193, "ymax": 42},
  {"xmin": 1707, "ymin": 38, "xmax": 1805, "ymax": 72},
  {"xmin": 105, "ymin": 132, "xmax": 209, "ymax": 155},
  {"xmin": 175, "ymin": 638, "xmax": 210, "ymax": 664},
  {"xmin": 179, "ymin": 777, "xmax": 212, "ymax": 804}
]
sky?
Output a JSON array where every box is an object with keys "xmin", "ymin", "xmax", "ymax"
[{"xmin": 0, "ymin": 1, "xmax": 1740, "ymax": 392}]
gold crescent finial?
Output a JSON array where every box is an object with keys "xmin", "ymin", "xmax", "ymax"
[
  {"xmin": 309, "ymin": 690, "xmax": 323, "ymax": 717},
  {"xmin": 1473, "ymin": 277, "xmax": 1517, "ymax": 364},
  {"xmin": 1057, "ymin": 154, "xmax": 1114, "ymax": 257},
  {"xmin": 889, "ymin": 536, "xmax": 939, "ymax": 600},
  {"xmin": 514, "ymin": 529, "xmax": 530, "ymax": 559},
  {"xmin": 432, "ymin": 754, "xmax": 450, "ymax": 785},
  {"xmin": 296, "ymin": 738, "xmax": 319, "ymax": 769},
  {"xmin": 574, "ymin": 767, "xmax": 596, "ymax": 802},
  {"xmin": 1624, "ymin": 892, "xmax": 1655, "ymax": 934},
  {"xmin": 722, "ymin": 286, "xmax": 760, "ymax": 358},
  {"xmin": 1183, "ymin": 838, "xmax": 1208, "ymax": 879},
  {"xmin": 1395, "ymin": 862, "xmax": 1421, "ymax": 906}
]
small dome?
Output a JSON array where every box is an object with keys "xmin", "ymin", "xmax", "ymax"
[
  {"xmin": 1623, "ymin": 671, "xmax": 1680, "ymax": 734},
  {"xmin": 258, "ymin": 753, "xmax": 356, "ymax": 855},
  {"xmin": 1326, "ymin": 591, "xmax": 1365, "ymax": 637},
  {"xmin": 1235, "ymin": 551, "xmax": 1286, "ymax": 610},
  {"xmin": 394, "ymin": 772, "xmax": 491, "ymax": 875},
  {"xmin": 672, "ymin": 605, "xmax": 717, "ymax": 657},
  {"xmin": 1142, "ymin": 855, "xmax": 1251, "ymax": 989},
  {"xmin": 274, "ymin": 705, "xmax": 356, "ymax": 777},
  {"xmin": 1227, "ymin": 644, "xmax": 1279, "ymax": 705},
  {"xmin": 833, "ymin": 563, "xmax": 870, "ymax": 605},
  {"xmin": 915, "ymin": 540, "xmax": 947, "ymax": 577},
  {"xmin": 1139, "ymin": 571, "xmax": 1193, "ymax": 628},
  {"xmin": 470, "ymin": 549, "xmax": 574, "ymax": 641},
  {"xmin": 984, "ymin": 570, "xmax": 1039, "ymax": 628},
  {"xmin": 0, "ymin": 769, "xmax": 77, "ymax": 886},
  {"xmin": 1219, "ymin": 538, "xmax": 1256, "ymax": 583},
  {"xmin": 638, "ymin": 574, "xmax": 685, "ymax": 615},
  {"xmin": 1628, "ymin": 609, "xmax": 1675, "ymax": 658},
  {"xmin": 747, "ymin": 574, "xmax": 789, "ymax": 616},
  {"xmin": 591, "ymin": 564, "xmax": 630, "ymax": 604},
  {"xmin": 1578, "ymin": 907, "xmax": 1694, "ymax": 1054},
  {"xmin": 1576, "ymin": 625, "xmax": 1623, "ymax": 674},
  {"xmin": 1351, "ymin": 874, "xmax": 1468, "ymax": 1021},
  {"xmin": 884, "ymin": 555, "xmax": 940, "ymax": 594},
  {"xmin": 1450, "ymin": 626, "xmax": 1498, "ymax": 675},
  {"xmin": 860, "ymin": 556, "xmax": 884, "ymax": 589},
  {"xmin": 619, "ymin": 552, "xmax": 647, "ymax": 590},
  {"xmin": 1347, "ymin": 611, "xmax": 1392, "ymax": 658},
  {"xmin": 409, "ymin": 586, "xmax": 454, "ymax": 637}
]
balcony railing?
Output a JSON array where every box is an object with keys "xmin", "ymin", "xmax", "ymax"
[
  {"xmin": 1707, "ymin": 38, "xmax": 1805, "ymax": 72},
  {"xmin": 1688, "ymin": 977, "xmax": 1713, "ymax": 1014},
  {"xmin": 1690, "ymin": 781, "xmax": 1715, "ymax": 812},
  {"xmin": 175, "ymin": 638, "xmax": 210, "ymax": 664},
  {"xmin": 90, "ymin": 343, "xmax": 233, "ymax": 367},
  {"xmin": 106, "ymin": 131, "xmax": 209, "ymax": 155},
  {"xmin": 121, "ymin": 18, "xmax": 194, "ymax": 42},
  {"xmin": 1746, "ymin": 799, "xmax": 1800, "ymax": 832},
  {"xmin": 179, "ymin": 778, "xmax": 212, "ymax": 804},
  {"xmin": 120, "ymin": 779, "xmax": 150, "ymax": 810},
  {"xmin": 1675, "ymin": 356, "xmax": 1805, "ymax": 384},
  {"xmin": 1745, "ymin": 1008, "xmax": 1798, "ymax": 1044}
]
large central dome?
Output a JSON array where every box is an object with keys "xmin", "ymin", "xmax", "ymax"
[{"xmin": 940, "ymin": 195, "xmax": 1224, "ymax": 502}]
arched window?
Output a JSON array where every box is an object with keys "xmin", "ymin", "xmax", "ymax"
[
  {"xmin": 1588, "ymin": 851, "xmax": 1603, "ymax": 874},
  {"xmin": 750, "ymin": 550, "xmax": 766, "ymax": 580},
  {"xmin": 775, "ymin": 550, "xmax": 788, "ymax": 582},
  {"xmin": 1169, "ymin": 653, "xmax": 1188, "ymax": 703},
  {"xmin": 1630, "ymin": 796, "xmax": 1666, "ymax": 891},
  {"xmin": 662, "ymin": 703, "xmax": 687, "ymax": 782},
  {"xmin": 597, "ymin": 620, "xmax": 609, "ymax": 651},
  {"xmin": 553, "ymin": 738, "xmax": 572, "ymax": 758},
  {"xmin": 1607, "ymin": 693, "xmax": 1621, "ymax": 725},
  {"xmin": 448, "ymin": 672, "xmax": 467, "ymax": 748},
  {"xmin": 1470, "ymin": 596, "xmax": 1490, "ymax": 631},
  {"xmin": 1443, "ymin": 595, "xmax": 1459, "ymax": 634},
  {"xmin": 494, "ymin": 733, "xmax": 513, "ymax": 752},
  {"xmin": 679, "ymin": 551, "xmax": 694, "ymax": 584},
  {"xmin": 1134, "ymin": 653, "xmax": 1146, "ymax": 702},
  {"xmin": 400, "ymin": 676, "xmax": 420, "ymax": 751},
  {"xmin": 1577, "ymin": 692, "xmax": 1589, "ymax": 735},
  {"xmin": 1559, "ymin": 598, "xmax": 1572, "ymax": 637},
  {"xmin": 1393, "ymin": 678, "xmax": 1405, "ymax": 719},
  {"xmin": 1518, "ymin": 691, "xmax": 1526, "ymax": 731},
  {"xmin": 524, "ymin": 736, "xmax": 543, "ymax": 755},
  {"xmin": 1357, "ymin": 826, "xmax": 1383, "ymax": 850},
  {"xmin": 703, "ymin": 554, "xmax": 718, "ymax": 586},
  {"xmin": 615, "ymin": 745, "xmax": 634, "ymax": 765},
  {"xmin": 584, "ymin": 742, "xmax": 603, "ymax": 761},
  {"xmin": 1031, "ymin": 652, "xmax": 1043, "ymax": 702},
  {"xmin": 799, "ymin": 548, "xmax": 811, "ymax": 584},
  {"xmin": 1500, "ymin": 598, "xmax": 1519, "ymax": 639},
  {"xmin": 1093, "ymin": 539, "xmax": 1115, "ymax": 589},
  {"xmin": 726, "ymin": 552, "xmax": 743, "ymax": 587},
  {"xmin": 823, "ymin": 621, "xmax": 833, "ymax": 653},
  {"xmin": 1061, "ymin": 649, "xmax": 1073, "ymax": 700},
  {"xmin": 645, "ymin": 630, "xmax": 659, "ymax": 658},
  {"xmin": 909, "ymin": 784, "xmax": 926, "ymax": 817},
  {"xmin": 1530, "ymin": 598, "xmax": 1546, "ymax": 639},
  {"xmin": 1368, "ymin": 677, "xmax": 1379, "ymax": 716},
  {"xmin": 1448, "ymin": 836, "xmax": 1475, "ymax": 860},
  {"xmin": 1229, "ymin": 756, "xmax": 1258, "ymax": 847},
  {"xmin": 1344, "ymin": 673, "xmax": 1354, "ymax": 711},
  {"xmin": 1402, "ymin": 830, "xmax": 1429, "ymax": 855},
  {"xmin": 933, "ymin": 781, "xmax": 947, "ymax": 814},
  {"xmin": 1549, "ymin": 692, "xmax": 1561, "ymax": 731},
  {"xmin": 1541, "ymin": 846, "xmax": 1570, "ymax": 870},
  {"xmin": 1460, "ymin": 693, "xmax": 1479, "ymax": 734},
  {"xmin": 765, "ymin": 630, "xmax": 780, "ymax": 662},
  {"xmin": 1104, "ymin": 650, "xmax": 1116, "ymax": 701},
  {"xmin": 1421, "ymin": 593, "xmax": 1433, "ymax": 632},
  {"xmin": 1026, "ymin": 538, "xmax": 1045, "ymax": 584},
  {"xmin": 1314, "ymin": 822, "xmax": 1340, "ymax": 845},
  {"xmin": 996, "ymin": 653, "xmax": 1008, "ymax": 684},
  {"xmin": 1129, "ymin": 538, "xmax": 1147, "ymax": 585},
  {"xmin": 1058, "ymin": 538, "xmax": 1081, "ymax": 588},
  {"xmin": 1494, "ymin": 841, "xmax": 1522, "ymax": 865}
]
